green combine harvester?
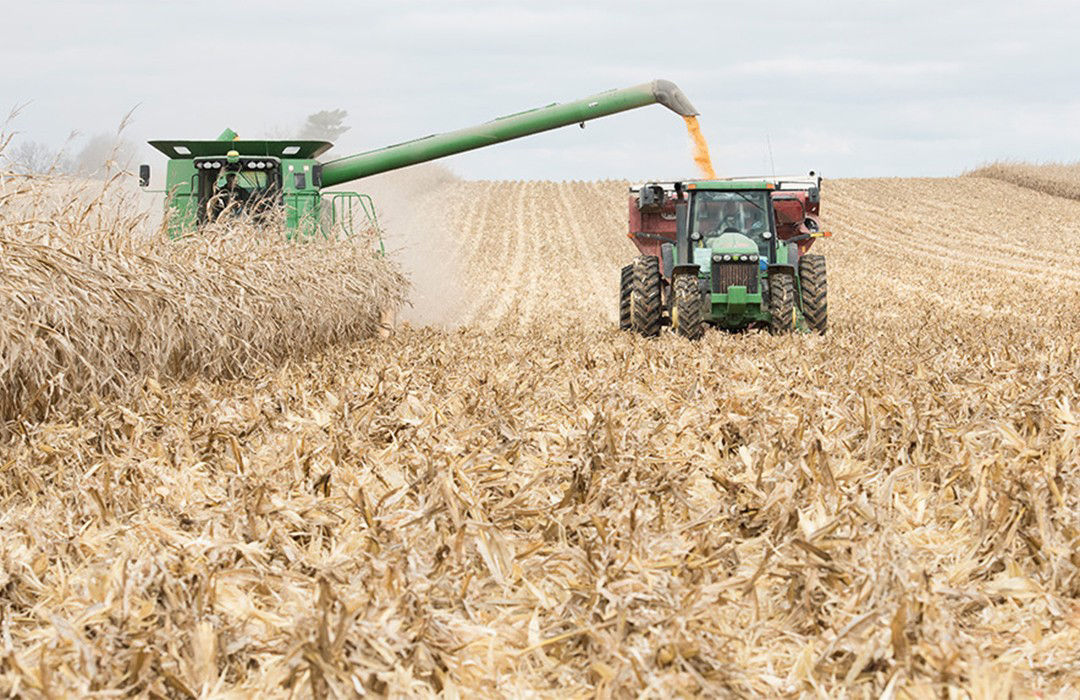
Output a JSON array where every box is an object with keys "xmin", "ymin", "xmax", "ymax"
[{"xmin": 139, "ymin": 80, "xmax": 699, "ymax": 239}]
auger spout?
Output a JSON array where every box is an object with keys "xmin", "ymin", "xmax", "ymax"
[{"xmin": 319, "ymin": 79, "xmax": 698, "ymax": 187}]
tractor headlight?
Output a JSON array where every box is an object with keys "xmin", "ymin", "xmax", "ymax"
[
  {"xmin": 749, "ymin": 254, "xmax": 758, "ymax": 262},
  {"xmin": 723, "ymin": 254, "xmax": 732, "ymax": 261},
  {"xmin": 712, "ymin": 254, "xmax": 722, "ymax": 263}
]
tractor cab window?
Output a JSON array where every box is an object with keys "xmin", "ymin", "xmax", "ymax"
[{"xmin": 691, "ymin": 190, "xmax": 772, "ymax": 256}]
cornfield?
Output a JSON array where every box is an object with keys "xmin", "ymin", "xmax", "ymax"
[
  {"xmin": 0, "ymin": 171, "xmax": 405, "ymax": 423},
  {"xmin": 970, "ymin": 160, "xmax": 1080, "ymax": 201},
  {"xmin": 1, "ymin": 163, "xmax": 1079, "ymax": 697}
]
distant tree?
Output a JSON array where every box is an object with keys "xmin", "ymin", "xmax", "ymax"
[
  {"xmin": 5, "ymin": 139, "xmax": 77, "ymax": 174},
  {"xmin": 299, "ymin": 109, "xmax": 350, "ymax": 142},
  {"xmin": 73, "ymin": 133, "xmax": 136, "ymax": 179},
  {"xmin": 9, "ymin": 140, "xmax": 55, "ymax": 174}
]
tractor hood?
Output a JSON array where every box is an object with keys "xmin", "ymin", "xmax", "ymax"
[
  {"xmin": 709, "ymin": 232, "xmax": 759, "ymax": 254},
  {"xmin": 692, "ymin": 233, "xmax": 760, "ymax": 269}
]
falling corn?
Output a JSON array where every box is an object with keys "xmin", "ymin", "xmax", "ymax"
[{"xmin": 683, "ymin": 115, "xmax": 717, "ymax": 179}]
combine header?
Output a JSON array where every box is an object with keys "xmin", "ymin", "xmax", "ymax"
[
  {"xmin": 620, "ymin": 175, "xmax": 831, "ymax": 337},
  {"xmin": 139, "ymin": 80, "xmax": 698, "ymax": 238}
]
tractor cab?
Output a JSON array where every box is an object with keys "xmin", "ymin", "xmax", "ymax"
[{"xmin": 686, "ymin": 184, "xmax": 774, "ymax": 270}]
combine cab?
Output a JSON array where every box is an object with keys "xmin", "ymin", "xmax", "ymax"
[
  {"xmin": 620, "ymin": 175, "xmax": 831, "ymax": 338},
  {"xmin": 143, "ymin": 131, "xmax": 379, "ymax": 241}
]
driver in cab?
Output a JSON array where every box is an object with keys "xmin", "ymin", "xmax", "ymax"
[
  {"xmin": 210, "ymin": 171, "xmax": 251, "ymax": 220},
  {"xmin": 716, "ymin": 201, "xmax": 767, "ymax": 235}
]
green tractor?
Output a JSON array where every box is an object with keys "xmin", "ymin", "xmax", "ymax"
[{"xmin": 621, "ymin": 176, "xmax": 830, "ymax": 338}]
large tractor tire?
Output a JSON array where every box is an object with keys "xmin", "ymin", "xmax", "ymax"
[
  {"xmin": 799, "ymin": 254, "xmax": 827, "ymax": 334},
  {"xmin": 631, "ymin": 255, "xmax": 662, "ymax": 337},
  {"xmin": 769, "ymin": 272, "xmax": 795, "ymax": 335},
  {"xmin": 619, "ymin": 264, "xmax": 633, "ymax": 330},
  {"xmin": 671, "ymin": 274, "xmax": 703, "ymax": 340}
]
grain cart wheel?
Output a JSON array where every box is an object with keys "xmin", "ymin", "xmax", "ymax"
[
  {"xmin": 769, "ymin": 272, "xmax": 795, "ymax": 335},
  {"xmin": 799, "ymin": 254, "xmax": 827, "ymax": 334},
  {"xmin": 619, "ymin": 264, "xmax": 633, "ymax": 330},
  {"xmin": 671, "ymin": 274, "xmax": 704, "ymax": 340},
  {"xmin": 631, "ymin": 255, "xmax": 662, "ymax": 337}
]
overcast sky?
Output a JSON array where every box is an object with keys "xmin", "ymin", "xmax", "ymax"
[{"xmin": 5, "ymin": 0, "xmax": 1079, "ymax": 181}]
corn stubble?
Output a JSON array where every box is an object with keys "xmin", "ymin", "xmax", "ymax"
[{"xmin": 2, "ymin": 166, "xmax": 1080, "ymax": 697}]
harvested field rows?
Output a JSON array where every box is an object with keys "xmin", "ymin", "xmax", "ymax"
[{"xmin": 2, "ymin": 174, "xmax": 1080, "ymax": 696}]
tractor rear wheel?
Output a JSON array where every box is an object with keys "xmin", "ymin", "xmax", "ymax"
[
  {"xmin": 769, "ymin": 272, "xmax": 795, "ymax": 335},
  {"xmin": 799, "ymin": 254, "xmax": 827, "ymax": 334},
  {"xmin": 672, "ymin": 274, "xmax": 703, "ymax": 340},
  {"xmin": 631, "ymin": 255, "xmax": 662, "ymax": 337},
  {"xmin": 619, "ymin": 264, "xmax": 633, "ymax": 330}
]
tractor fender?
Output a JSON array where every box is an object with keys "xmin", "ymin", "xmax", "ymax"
[
  {"xmin": 671, "ymin": 263, "xmax": 700, "ymax": 278},
  {"xmin": 767, "ymin": 264, "xmax": 795, "ymax": 277},
  {"xmin": 661, "ymin": 242, "xmax": 675, "ymax": 279}
]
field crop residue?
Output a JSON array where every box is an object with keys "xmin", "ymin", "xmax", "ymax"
[
  {"xmin": 970, "ymin": 159, "xmax": 1080, "ymax": 201},
  {"xmin": 683, "ymin": 115, "xmax": 717, "ymax": 178},
  {"xmin": 3, "ymin": 165, "xmax": 1080, "ymax": 696}
]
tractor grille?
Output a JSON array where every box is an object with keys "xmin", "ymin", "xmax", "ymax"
[{"xmin": 711, "ymin": 261, "xmax": 759, "ymax": 294}]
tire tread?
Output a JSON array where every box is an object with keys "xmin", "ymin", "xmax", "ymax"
[
  {"xmin": 799, "ymin": 254, "xmax": 827, "ymax": 334},
  {"xmin": 631, "ymin": 256, "xmax": 662, "ymax": 337}
]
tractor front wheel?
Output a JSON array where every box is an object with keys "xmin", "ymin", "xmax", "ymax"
[
  {"xmin": 672, "ymin": 274, "xmax": 703, "ymax": 340},
  {"xmin": 799, "ymin": 254, "xmax": 827, "ymax": 334},
  {"xmin": 619, "ymin": 264, "xmax": 633, "ymax": 330},
  {"xmin": 769, "ymin": 273, "xmax": 795, "ymax": 335},
  {"xmin": 631, "ymin": 255, "xmax": 662, "ymax": 337}
]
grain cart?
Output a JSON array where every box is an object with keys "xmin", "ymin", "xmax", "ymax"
[
  {"xmin": 620, "ymin": 175, "xmax": 831, "ymax": 338},
  {"xmin": 139, "ymin": 80, "xmax": 698, "ymax": 239}
]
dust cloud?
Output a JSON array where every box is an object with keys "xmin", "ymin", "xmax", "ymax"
[{"xmin": 355, "ymin": 164, "xmax": 467, "ymax": 327}]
